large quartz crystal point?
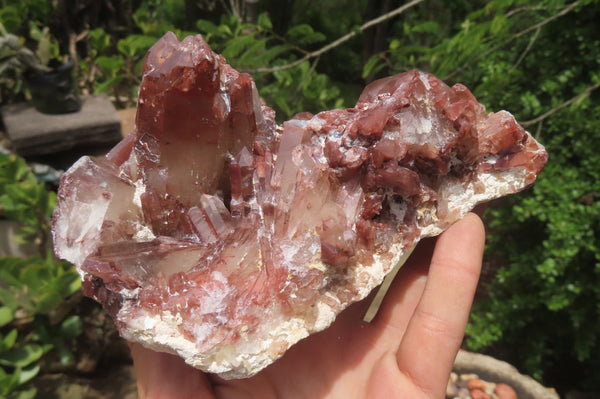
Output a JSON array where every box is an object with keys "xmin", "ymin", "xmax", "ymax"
[
  {"xmin": 53, "ymin": 32, "xmax": 547, "ymax": 379},
  {"xmin": 133, "ymin": 31, "xmax": 264, "ymax": 237}
]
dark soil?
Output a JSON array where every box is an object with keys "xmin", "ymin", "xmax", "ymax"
[{"xmin": 34, "ymin": 364, "xmax": 137, "ymax": 399}]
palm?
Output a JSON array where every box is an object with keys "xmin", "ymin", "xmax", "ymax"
[{"xmin": 133, "ymin": 213, "xmax": 485, "ymax": 399}]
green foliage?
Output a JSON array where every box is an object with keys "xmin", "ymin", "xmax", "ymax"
[
  {"xmin": 0, "ymin": 1, "xmax": 63, "ymax": 104},
  {"xmin": 0, "ymin": 0, "xmax": 53, "ymax": 35},
  {"xmin": 79, "ymin": 2, "xmax": 197, "ymax": 107},
  {"xmin": 0, "ymin": 324, "xmax": 41, "ymax": 399},
  {"xmin": 32, "ymin": 314, "xmax": 83, "ymax": 366},
  {"xmin": 0, "ymin": 153, "xmax": 55, "ymax": 254},
  {"xmin": 467, "ymin": 97, "xmax": 600, "ymax": 386},
  {"xmin": 87, "ymin": 31, "xmax": 158, "ymax": 106},
  {"xmin": 261, "ymin": 59, "xmax": 344, "ymax": 118},
  {"xmin": 133, "ymin": 0, "xmax": 186, "ymax": 36},
  {"xmin": 0, "ymin": 256, "xmax": 80, "ymax": 316},
  {"xmin": 0, "ymin": 22, "xmax": 56, "ymax": 73},
  {"xmin": 27, "ymin": 22, "xmax": 59, "ymax": 67},
  {"xmin": 0, "ymin": 153, "xmax": 81, "ymax": 397}
]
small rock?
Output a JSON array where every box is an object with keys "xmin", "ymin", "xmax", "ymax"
[
  {"xmin": 447, "ymin": 380, "xmax": 459, "ymax": 397},
  {"xmin": 495, "ymin": 383, "xmax": 518, "ymax": 399},
  {"xmin": 485, "ymin": 382, "xmax": 497, "ymax": 396},
  {"xmin": 447, "ymin": 372, "xmax": 460, "ymax": 398},
  {"xmin": 460, "ymin": 373, "xmax": 480, "ymax": 381},
  {"xmin": 468, "ymin": 379, "xmax": 488, "ymax": 391},
  {"xmin": 457, "ymin": 373, "xmax": 477, "ymax": 389},
  {"xmin": 457, "ymin": 387, "xmax": 471, "ymax": 399},
  {"xmin": 449, "ymin": 372, "xmax": 458, "ymax": 384},
  {"xmin": 471, "ymin": 389, "xmax": 492, "ymax": 399}
]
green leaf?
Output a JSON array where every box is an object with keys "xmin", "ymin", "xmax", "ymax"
[
  {"xmin": 0, "ymin": 257, "xmax": 25, "ymax": 284},
  {"xmin": 362, "ymin": 54, "xmax": 384, "ymax": 79},
  {"xmin": 222, "ymin": 35, "xmax": 257, "ymax": 60},
  {"xmin": 20, "ymin": 264, "xmax": 49, "ymax": 293},
  {"xmin": 28, "ymin": 22, "xmax": 42, "ymax": 42},
  {"xmin": 490, "ymin": 14, "xmax": 508, "ymax": 35},
  {"xmin": 118, "ymin": 35, "xmax": 157, "ymax": 58},
  {"xmin": 13, "ymin": 388, "xmax": 37, "ymax": 399},
  {"xmin": 0, "ymin": 367, "xmax": 19, "ymax": 396},
  {"xmin": 196, "ymin": 20, "xmax": 219, "ymax": 35},
  {"xmin": 16, "ymin": 364, "xmax": 39, "ymax": 385},
  {"xmin": 286, "ymin": 24, "xmax": 326, "ymax": 45},
  {"xmin": 34, "ymin": 292, "xmax": 63, "ymax": 315},
  {"xmin": 0, "ymin": 289, "xmax": 18, "ymax": 312},
  {"xmin": 237, "ymin": 38, "xmax": 268, "ymax": 66},
  {"xmin": 257, "ymin": 44, "xmax": 292, "ymax": 65},
  {"xmin": 258, "ymin": 13, "xmax": 273, "ymax": 31},
  {"xmin": 0, "ymin": 155, "xmax": 29, "ymax": 186},
  {"xmin": 0, "ymin": 195, "xmax": 27, "ymax": 215},
  {"xmin": 95, "ymin": 75, "xmax": 125, "ymax": 94},
  {"xmin": 0, "ymin": 344, "xmax": 43, "ymax": 368},
  {"xmin": 0, "ymin": 6, "xmax": 22, "ymax": 33},
  {"xmin": 217, "ymin": 24, "xmax": 233, "ymax": 38},
  {"xmin": 57, "ymin": 272, "xmax": 81, "ymax": 298},
  {"xmin": 0, "ymin": 307, "xmax": 13, "ymax": 327},
  {"xmin": 89, "ymin": 28, "xmax": 111, "ymax": 54},
  {"xmin": 35, "ymin": 27, "xmax": 53, "ymax": 66},
  {"xmin": 59, "ymin": 315, "xmax": 82, "ymax": 339},
  {"xmin": 273, "ymin": 95, "xmax": 293, "ymax": 119},
  {"xmin": 411, "ymin": 21, "xmax": 440, "ymax": 35},
  {"xmin": 1, "ymin": 329, "xmax": 18, "ymax": 352},
  {"xmin": 57, "ymin": 346, "xmax": 75, "ymax": 366}
]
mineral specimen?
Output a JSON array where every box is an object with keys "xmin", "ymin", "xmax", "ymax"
[{"xmin": 52, "ymin": 32, "xmax": 547, "ymax": 378}]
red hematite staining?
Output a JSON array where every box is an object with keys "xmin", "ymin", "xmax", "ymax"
[{"xmin": 52, "ymin": 33, "xmax": 547, "ymax": 378}]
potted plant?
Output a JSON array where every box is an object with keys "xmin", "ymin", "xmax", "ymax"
[{"xmin": 0, "ymin": 23, "xmax": 81, "ymax": 114}]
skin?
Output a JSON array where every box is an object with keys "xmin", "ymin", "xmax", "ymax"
[{"xmin": 131, "ymin": 212, "xmax": 485, "ymax": 399}]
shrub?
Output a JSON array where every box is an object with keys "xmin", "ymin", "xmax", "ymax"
[{"xmin": 0, "ymin": 153, "xmax": 81, "ymax": 397}]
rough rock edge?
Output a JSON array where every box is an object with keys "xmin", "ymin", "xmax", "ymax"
[{"xmin": 117, "ymin": 160, "xmax": 539, "ymax": 379}]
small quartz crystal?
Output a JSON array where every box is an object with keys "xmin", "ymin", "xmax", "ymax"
[{"xmin": 53, "ymin": 32, "xmax": 547, "ymax": 378}]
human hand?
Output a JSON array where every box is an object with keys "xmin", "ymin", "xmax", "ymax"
[{"xmin": 131, "ymin": 212, "xmax": 485, "ymax": 399}]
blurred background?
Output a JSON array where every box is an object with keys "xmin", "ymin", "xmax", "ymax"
[{"xmin": 0, "ymin": 0, "xmax": 599, "ymax": 397}]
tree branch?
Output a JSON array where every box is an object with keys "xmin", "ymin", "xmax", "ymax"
[
  {"xmin": 444, "ymin": 0, "xmax": 581, "ymax": 80},
  {"xmin": 521, "ymin": 80, "xmax": 600, "ymax": 128},
  {"xmin": 511, "ymin": 26, "xmax": 540, "ymax": 70},
  {"xmin": 254, "ymin": 0, "xmax": 424, "ymax": 74},
  {"xmin": 505, "ymin": 5, "xmax": 548, "ymax": 18},
  {"xmin": 512, "ymin": 0, "xmax": 580, "ymax": 40}
]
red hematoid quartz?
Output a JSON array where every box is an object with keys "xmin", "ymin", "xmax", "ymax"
[{"xmin": 52, "ymin": 32, "xmax": 547, "ymax": 377}]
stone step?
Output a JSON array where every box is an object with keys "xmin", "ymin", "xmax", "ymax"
[{"xmin": 1, "ymin": 95, "xmax": 122, "ymax": 156}]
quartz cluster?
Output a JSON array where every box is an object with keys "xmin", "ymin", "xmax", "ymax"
[{"xmin": 53, "ymin": 32, "xmax": 547, "ymax": 378}]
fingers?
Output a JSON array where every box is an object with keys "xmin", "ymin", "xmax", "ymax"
[
  {"xmin": 395, "ymin": 213, "xmax": 485, "ymax": 397},
  {"xmin": 131, "ymin": 343, "xmax": 215, "ymax": 399},
  {"xmin": 373, "ymin": 237, "xmax": 435, "ymax": 336}
]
